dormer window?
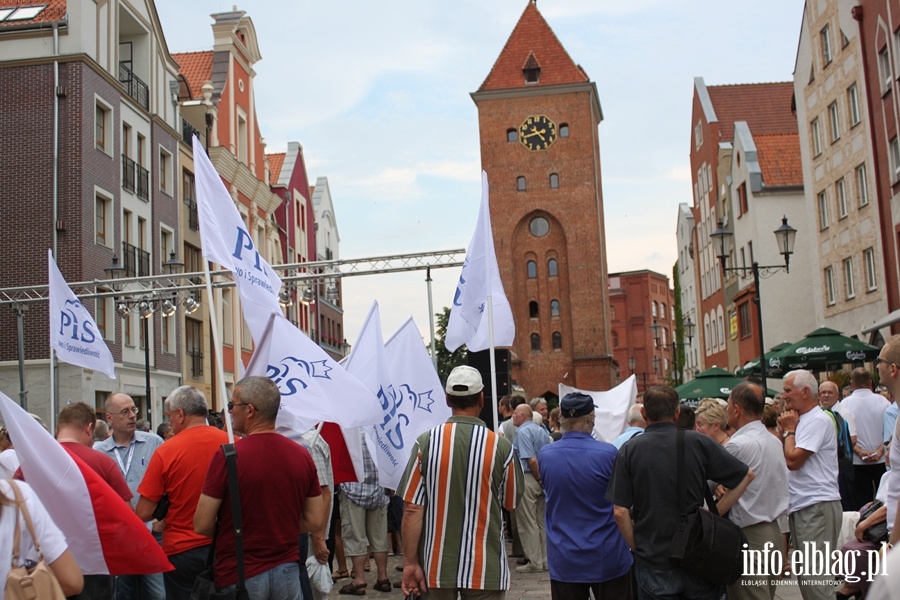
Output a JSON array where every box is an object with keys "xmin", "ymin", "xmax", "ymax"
[{"xmin": 523, "ymin": 52, "xmax": 541, "ymax": 84}]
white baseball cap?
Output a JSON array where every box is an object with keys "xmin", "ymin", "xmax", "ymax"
[{"xmin": 445, "ymin": 366, "xmax": 484, "ymax": 396}]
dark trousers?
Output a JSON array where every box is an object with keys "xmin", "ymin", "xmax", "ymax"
[
  {"xmin": 165, "ymin": 544, "xmax": 211, "ymax": 600},
  {"xmin": 67, "ymin": 575, "xmax": 113, "ymax": 600},
  {"xmin": 298, "ymin": 533, "xmax": 314, "ymax": 600},
  {"xmin": 838, "ymin": 458, "xmax": 856, "ymax": 511},
  {"xmin": 551, "ymin": 571, "xmax": 632, "ymax": 600},
  {"xmin": 853, "ymin": 462, "xmax": 886, "ymax": 508}
]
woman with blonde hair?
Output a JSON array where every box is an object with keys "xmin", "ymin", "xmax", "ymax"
[{"xmin": 694, "ymin": 399, "xmax": 730, "ymax": 446}]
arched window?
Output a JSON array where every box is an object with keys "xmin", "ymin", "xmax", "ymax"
[
  {"xmin": 610, "ymin": 304, "xmax": 616, "ymax": 320},
  {"xmin": 517, "ymin": 176, "xmax": 526, "ymax": 191},
  {"xmin": 652, "ymin": 301, "xmax": 658, "ymax": 317},
  {"xmin": 531, "ymin": 333, "xmax": 541, "ymax": 351},
  {"xmin": 507, "ymin": 128, "xmax": 517, "ymax": 142},
  {"xmin": 527, "ymin": 260, "xmax": 537, "ymax": 278},
  {"xmin": 661, "ymin": 303, "xmax": 667, "ymax": 320},
  {"xmin": 559, "ymin": 123, "xmax": 570, "ymax": 138},
  {"xmin": 547, "ymin": 258, "xmax": 558, "ymax": 277},
  {"xmin": 552, "ymin": 332, "xmax": 562, "ymax": 349},
  {"xmin": 550, "ymin": 299, "xmax": 560, "ymax": 317},
  {"xmin": 549, "ymin": 173, "xmax": 559, "ymax": 189},
  {"xmin": 529, "ymin": 301, "xmax": 539, "ymax": 318}
]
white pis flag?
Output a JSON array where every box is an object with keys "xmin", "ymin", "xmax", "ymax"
[
  {"xmin": 445, "ymin": 171, "xmax": 514, "ymax": 352},
  {"xmin": 192, "ymin": 136, "xmax": 282, "ymax": 344},
  {"xmin": 559, "ymin": 375, "xmax": 638, "ymax": 443},
  {"xmin": 48, "ymin": 249, "xmax": 116, "ymax": 380},
  {"xmin": 245, "ymin": 311, "xmax": 382, "ymax": 434},
  {"xmin": 383, "ymin": 316, "xmax": 451, "ymax": 488}
]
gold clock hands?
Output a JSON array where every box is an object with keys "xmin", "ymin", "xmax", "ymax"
[{"xmin": 523, "ymin": 127, "xmax": 546, "ymax": 141}]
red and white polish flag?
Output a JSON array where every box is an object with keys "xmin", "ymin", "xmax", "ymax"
[{"xmin": 0, "ymin": 391, "xmax": 172, "ymax": 575}]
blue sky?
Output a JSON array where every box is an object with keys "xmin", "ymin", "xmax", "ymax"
[{"xmin": 155, "ymin": 0, "xmax": 805, "ymax": 345}]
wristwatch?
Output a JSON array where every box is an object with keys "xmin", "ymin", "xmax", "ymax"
[{"xmin": 783, "ymin": 431, "xmax": 795, "ymax": 438}]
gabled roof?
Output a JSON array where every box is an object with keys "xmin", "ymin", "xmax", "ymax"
[
  {"xmin": 478, "ymin": 1, "xmax": 588, "ymax": 92},
  {"xmin": 0, "ymin": 0, "xmax": 66, "ymax": 28},
  {"xmin": 267, "ymin": 153, "xmax": 285, "ymax": 186},
  {"xmin": 706, "ymin": 82, "xmax": 797, "ymax": 141},
  {"xmin": 173, "ymin": 51, "xmax": 214, "ymax": 99},
  {"xmin": 755, "ymin": 133, "xmax": 803, "ymax": 188}
]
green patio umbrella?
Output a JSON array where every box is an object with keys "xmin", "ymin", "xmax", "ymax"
[
  {"xmin": 674, "ymin": 367, "xmax": 776, "ymax": 401},
  {"xmin": 772, "ymin": 327, "xmax": 878, "ymax": 374},
  {"xmin": 735, "ymin": 342, "xmax": 793, "ymax": 377}
]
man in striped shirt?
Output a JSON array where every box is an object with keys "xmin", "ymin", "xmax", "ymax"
[{"xmin": 398, "ymin": 366, "xmax": 523, "ymax": 599}]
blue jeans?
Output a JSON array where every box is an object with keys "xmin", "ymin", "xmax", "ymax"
[
  {"xmin": 222, "ymin": 562, "xmax": 302, "ymax": 600},
  {"xmin": 115, "ymin": 573, "xmax": 166, "ymax": 600},
  {"xmin": 634, "ymin": 563, "xmax": 722, "ymax": 600}
]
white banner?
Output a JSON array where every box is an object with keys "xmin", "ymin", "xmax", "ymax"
[
  {"xmin": 445, "ymin": 171, "xmax": 515, "ymax": 352},
  {"xmin": 245, "ymin": 311, "xmax": 382, "ymax": 434},
  {"xmin": 559, "ymin": 375, "xmax": 637, "ymax": 442},
  {"xmin": 192, "ymin": 136, "xmax": 282, "ymax": 344},
  {"xmin": 48, "ymin": 250, "xmax": 116, "ymax": 379}
]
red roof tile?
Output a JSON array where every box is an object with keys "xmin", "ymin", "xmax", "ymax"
[
  {"xmin": 173, "ymin": 51, "xmax": 214, "ymax": 99},
  {"xmin": 0, "ymin": 0, "xmax": 66, "ymax": 27},
  {"xmin": 707, "ymin": 82, "xmax": 797, "ymax": 142},
  {"xmin": 755, "ymin": 133, "xmax": 803, "ymax": 188},
  {"xmin": 267, "ymin": 152, "xmax": 285, "ymax": 186},
  {"xmin": 479, "ymin": 1, "xmax": 588, "ymax": 92}
]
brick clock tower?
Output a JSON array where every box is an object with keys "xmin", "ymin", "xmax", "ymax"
[{"xmin": 471, "ymin": 1, "xmax": 615, "ymax": 399}]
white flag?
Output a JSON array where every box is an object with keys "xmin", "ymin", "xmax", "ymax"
[
  {"xmin": 192, "ymin": 136, "xmax": 282, "ymax": 343},
  {"xmin": 245, "ymin": 311, "xmax": 382, "ymax": 434},
  {"xmin": 48, "ymin": 250, "xmax": 116, "ymax": 379},
  {"xmin": 445, "ymin": 171, "xmax": 514, "ymax": 352},
  {"xmin": 382, "ymin": 316, "xmax": 451, "ymax": 488},
  {"xmin": 559, "ymin": 375, "xmax": 638, "ymax": 443}
]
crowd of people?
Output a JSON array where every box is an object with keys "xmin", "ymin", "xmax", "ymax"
[{"xmin": 2, "ymin": 336, "xmax": 900, "ymax": 600}]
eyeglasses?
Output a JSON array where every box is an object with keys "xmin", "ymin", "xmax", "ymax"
[
  {"xmin": 227, "ymin": 401, "xmax": 252, "ymax": 411},
  {"xmin": 116, "ymin": 407, "xmax": 140, "ymax": 417},
  {"xmin": 875, "ymin": 357, "xmax": 895, "ymax": 368}
]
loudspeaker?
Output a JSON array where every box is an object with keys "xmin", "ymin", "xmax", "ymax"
[{"xmin": 467, "ymin": 349, "xmax": 510, "ymax": 430}]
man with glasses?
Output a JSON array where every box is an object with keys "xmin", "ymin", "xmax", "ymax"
[
  {"xmin": 95, "ymin": 393, "xmax": 165, "ymax": 600},
  {"xmin": 136, "ymin": 386, "xmax": 228, "ymax": 600}
]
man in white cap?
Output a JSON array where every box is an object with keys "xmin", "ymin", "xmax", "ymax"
[{"xmin": 398, "ymin": 366, "xmax": 523, "ymax": 599}]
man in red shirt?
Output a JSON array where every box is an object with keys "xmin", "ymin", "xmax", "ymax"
[
  {"xmin": 136, "ymin": 386, "xmax": 228, "ymax": 600},
  {"xmin": 194, "ymin": 376, "xmax": 326, "ymax": 599}
]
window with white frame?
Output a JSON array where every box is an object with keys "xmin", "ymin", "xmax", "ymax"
[
  {"xmin": 825, "ymin": 266, "xmax": 835, "ymax": 305},
  {"xmin": 836, "ymin": 178, "xmax": 848, "ymax": 219},
  {"xmin": 891, "ymin": 137, "xmax": 900, "ymax": 181},
  {"xmin": 694, "ymin": 121, "xmax": 703, "ymax": 149},
  {"xmin": 95, "ymin": 191, "xmax": 112, "ymax": 247},
  {"xmin": 811, "ymin": 118, "xmax": 822, "ymax": 156},
  {"xmin": 848, "ymin": 84, "xmax": 860, "ymax": 126},
  {"xmin": 821, "ymin": 25, "xmax": 832, "ymax": 65},
  {"xmin": 879, "ymin": 46, "xmax": 892, "ymax": 92},
  {"xmin": 160, "ymin": 227, "xmax": 174, "ymax": 268},
  {"xmin": 159, "ymin": 147, "xmax": 172, "ymax": 194},
  {"xmin": 844, "ymin": 257, "xmax": 855, "ymax": 299},
  {"xmin": 95, "ymin": 296, "xmax": 112, "ymax": 342},
  {"xmin": 864, "ymin": 248, "xmax": 877, "ymax": 291},
  {"xmin": 162, "ymin": 308, "xmax": 175, "ymax": 354},
  {"xmin": 828, "ymin": 101, "xmax": 840, "ymax": 142},
  {"xmin": 818, "ymin": 190, "xmax": 829, "ymax": 229},
  {"xmin": 857, "ymin": 164, "xmax": 869, "ymax": 207},
  {"xmin": 95, "ymin": 98, "xmax": 112, "ymax": 154}
]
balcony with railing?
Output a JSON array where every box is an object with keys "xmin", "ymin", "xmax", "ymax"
[
  {"xmin": 118, "ymin": 62, "xmax": 149, "ymax": 110},
  {"xmin": 136, "ymin": 164, "xmax": 149, "ymax": 201},
  {"xmin": 122, "ymin": 155, "xmax": 136, "ymax": 193},
  {"xmin": 184, "ymin": 197, "xmax": 199, "ymax": 230},
  {"xmin": 188, "ymin": 348, "xmax": 203, "ymax": 378},
  {"xmin": 122, "ymin": 241, "xmax": 150, "ymax": 277},
  {"xmin": 182, "ymin": 118, "xmax": 201, "ymax": 146}
]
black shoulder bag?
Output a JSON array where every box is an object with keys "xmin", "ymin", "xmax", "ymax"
[
  {"xmin": 667, "ymin": 429, "xmax": 747, "ymax": 586},
  {"xmin": 191, "ymin": 444, "xmax": 249, "ymax": 600}
]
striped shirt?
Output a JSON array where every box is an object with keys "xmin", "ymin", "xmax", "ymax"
[{"xmin": 396, "ymin": 415, "xmax": 522, "ymax": 591}]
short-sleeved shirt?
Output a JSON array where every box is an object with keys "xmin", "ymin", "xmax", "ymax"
[
  {"xmin": 60, "ymin": 441, "xmax": 132, "ymax": 503},
  {"xmin": 94, "ymin": 431, "xmax": 163, "ymax": 508},
  {"xmin": 539, "ymin": 432, "xmax": 632, "ymax": 583},
  {"xmin": 137, "ymin": 425, "xmax": 229, "ymax": 555},
  {"xmin": 397, "ymin": 416, "xmax": 523, "ymax": 591},
  {"xmin": 607, "ymin": 422, "xmax": 748, "ymax": 569},
  {"xmin": 202, "ymin": 432, "xmax": 321, "ymax": 588},
  {"xmin": 0, "ymin": 480, "xmax": 68, "ymax": 587},
  {"xmin": 514, "ymin": 421, "xmax": 550, "ymax": 473},
  {"xmin": 841, "ymin": 389, "xmax": 889, "ymax": 465},
  {"xmin": 724, "ymin": 420, "xmax": 789, "ymax": 528},
  {"xmin": 278, "ymin": 426, "xmax": 334, "ymax": 537},
  {"xmin": 788, "ymin": 406, "xmax": 840, "ymax": 513}
]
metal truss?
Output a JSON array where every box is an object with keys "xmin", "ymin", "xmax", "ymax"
[{"xmin": 0, "ymin": 248, "xmax": 466, "ymax": 306}]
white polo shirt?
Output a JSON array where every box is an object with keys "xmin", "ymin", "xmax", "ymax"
[
  {"xmin": 788, "ymin": 406, "xmax": 840, "ymax": 513},
  {"xmin": 724, "ymin": 420, "xmax": 789, "ymax": 528},
  {"xmin": 841, "ymin": 388, "xmax": 889, "ymax": 464}
]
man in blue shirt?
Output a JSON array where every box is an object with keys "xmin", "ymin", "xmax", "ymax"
[
  {"xmin": 541, "ymin": 392, "xmax": 632, "ymax": 599},
  {"xmin": 513, "ymin": 403, "xmax": 551, "ymax": 573},
  {"xmin": 612, "ymin": 404, "xmax": 647, "ymax": 450}
]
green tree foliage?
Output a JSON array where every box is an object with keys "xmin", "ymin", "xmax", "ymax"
[{"xmin": 430, "ymin": 306, "xmax": 468, "ymax": 384}]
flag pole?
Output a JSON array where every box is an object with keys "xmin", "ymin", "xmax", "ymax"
[
  {"xmin": 49, "ymin": 348, "xmax": 57, "ymax": 433},
  {"xmin": 426, "ymin": 266, "xmax": 437, "ymax": 370},
  {"xmin": 203, "ymin": 260, "xmax": 234, "ymax": 444},
  {"xmin": 481, "ymin": 178, "xmax": 500, "ymax": 431}
]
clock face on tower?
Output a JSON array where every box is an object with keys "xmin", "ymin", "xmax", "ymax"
[{"xmin": 519, "ymin": 115, "xmax": 557, "ymax": 151}]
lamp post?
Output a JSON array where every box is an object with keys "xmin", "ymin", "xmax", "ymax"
[
  {"xmin": 629, "ymin": 355, "xmax": 649, "ymax": 393},
  {"xmin": 105, "ymin": 252, "xmax": 197, "ymax": 421},
  {"xmin": 710, "ymin": 216, "xmax": 797, "ymax": 386},
  {"xmin": 650, "ymin": 319, "xmax": 663, "ymax": 386},
  {"xmin": 665, "ymin": 315, "xmax": 696, "ymax": 387}
]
